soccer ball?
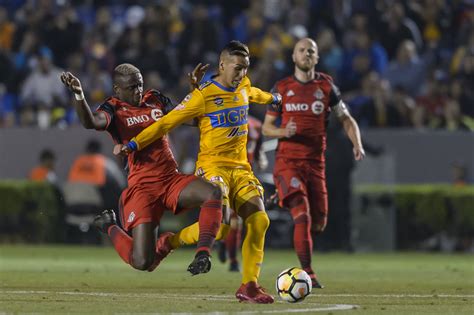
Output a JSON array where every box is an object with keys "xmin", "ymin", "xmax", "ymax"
[{"xmin": 276, "ymin": 267, "xmax": 312, "ymax": 303}]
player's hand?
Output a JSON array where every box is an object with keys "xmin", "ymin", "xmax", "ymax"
[
  {"xmin": 188, "ymin": 63, "xmax": 210, "ymax": 89},
  {"xmin": 284, "ymin": 117, "xmax": 297, "ymax": 138},
  {"xmin": 113, "ymin": 144, "xmax": 132, "ymax": 157},
  {"xmin": 60, "ymin": 72, "xmax": 83, "ymax": 95},
  {"xmin": 353, "ymin": 146, "xmax": 365, "ymax": 161}
]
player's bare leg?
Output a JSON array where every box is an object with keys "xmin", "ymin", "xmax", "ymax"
[
  {"xmin": 175, "ymin": 178, "xmax": 223, "ymax": 275},
  {"xmin": 235, "ymin": 197, "xmax": 274, "ymax": 304},
  {"xmin": 131, "ymin": 223, "xmax": 158, "ymax": 270}
]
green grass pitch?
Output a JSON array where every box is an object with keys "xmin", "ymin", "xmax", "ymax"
[{"xmin": 1, "ymin": 245, "xmax": 473, "ymax": 314}]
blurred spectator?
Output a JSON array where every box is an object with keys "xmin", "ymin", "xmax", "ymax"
[
  {"xmin": 29, "ymin": 148, "xmax": 57, "ymax": 184},
  {"xmin": 383, "ymin": 40, "xmax": 431, "ymax": 97},
  {"xmin": 415, "ymin": 73, "xmax": 449, "ymax": 128},
  {"xmin": 19, "ymin": 46, "xmax": 67, "ymax": 128},
  {"xmin": 356, "ymin": 72, "xmax": 409, "ymax": 128},
  {"xmin": 68, "ymin": 139, "xmax": 126, "ymax": 210},
  {"xmin": 340, "ymin": 31, "xmax": 388, "ymax": 92},
  {"xmin": 316, "ymin": 28, "xmax": 343, "ymax": 79},
  {"xmin": 378, "ymin": 1, "xmax": 422, "ymax": 59},
  {"xmin": 0, "ymin": 7, "xmax": 15, "ymax": 51}
]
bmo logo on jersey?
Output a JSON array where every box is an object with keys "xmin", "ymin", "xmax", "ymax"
[
  {"xmin": 285, "ymin": 101, "xmax": 325, "ymax": 115},
  {"xmin": 285, "ymin": 103, "xmax": 309, "ymax": 111},
  {"xmin": 126, "ymin": 109, "xmax": 163, "ymax": 126},
  {"xmin": 311, "ymin": 101, "xmax": 324, "ymax": 115}
]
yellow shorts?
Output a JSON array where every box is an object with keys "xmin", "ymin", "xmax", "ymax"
[{"xmin": 196, "ymin": 166, "xmax": 264, "ymax": 213}]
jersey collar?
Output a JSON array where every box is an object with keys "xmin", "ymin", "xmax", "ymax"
[{"xmin": 211, "ymin": 76, "xmax": 236, "ymax": 92}]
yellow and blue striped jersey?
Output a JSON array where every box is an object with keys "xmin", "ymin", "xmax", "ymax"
[{"xmin": 131, "ymin": 76, "xmax": 278, "ymax": 170}]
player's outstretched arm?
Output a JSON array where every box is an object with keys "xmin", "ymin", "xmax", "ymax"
[
  {"xmin": 249, "ymin": 86, "xmax": 282, "ymax": 107},
  {"xmin": 115, "ymin": 90, "xmax": 205, "ymax": 156},
  {"xmin": 60, "ymin": 72, "xmax": 108, "ymax": 130},
  {"xmin": 262, "ymin": 114, "xmax": 297, "ymax": 138}
]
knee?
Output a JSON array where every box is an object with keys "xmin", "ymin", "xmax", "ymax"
[
  {"xmin": 204, "ymin": 183, "xmax": 223, "ymax": 201},
  {"xmin": 293, "ymin": 212, "xmax": 310, "ymax": 225},
  {"xmin": 246, "ymin": 211, "xmax": 270, "ymax": 234},
  {"xmin": 131, "ymin": 253, "xmax": 155, "ymax": 271}
]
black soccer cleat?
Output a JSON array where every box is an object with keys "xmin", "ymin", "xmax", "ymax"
[
  {"xmin": 187, "ymin": 251, "xmax": 212, "ymax": 276},
  {"xmin": 229, "ymin": 261, "xmax": 240, "ymax": 272},
  {"xmin": 217, "ymin": 241, "xmax": 227, "ymax": 263},
  {"xmin": 309, "ymin": 274, "xmax": 324, "ymax": 289},
  {"xmin": 93, "ymin": 209, "xmax": 117, "ymax": 233}
]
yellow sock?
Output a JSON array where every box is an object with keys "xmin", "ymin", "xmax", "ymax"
[
  {"xmin": 169, "ymin": 222, "xmax": 230, "ymax": 249},
  {"xmin": 241, "ymin": 211, "xmax": 270, "ymax": 284}
]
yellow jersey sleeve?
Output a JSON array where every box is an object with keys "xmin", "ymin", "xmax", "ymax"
[
  {"xmin": 132, "ymin": 89, "xmax": 205, "ymax": 150},
  {"xmin": 249, "ymin": 86, "xmax": 276, "ymax": 105},
  {"xmin": 245, "ymin": 75, "xmax": 278, "ymax": 105}
]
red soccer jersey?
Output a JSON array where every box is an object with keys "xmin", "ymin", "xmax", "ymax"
[
  {"xmin": 268, "ymin": 73, "xmax": 341, "ymax": 161},
  {"xmin": 96, "ymin": 90, "xmax": 178, "ymax": 186}
]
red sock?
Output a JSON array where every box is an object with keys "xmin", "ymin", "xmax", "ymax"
[
  {"xmin": 226, "ymin": 225, "xmax": 241, "ymax": 263},
  {"xmin": 196, "ymin": 199, "xmax": 222, "ymax": 254},
  {"xmin": 291, "ymin": 204, "xmax": 313, "ymax": 270},
  {"xmin": 108, "ymin": 225, "xmax": 133, "ymax": 264}
]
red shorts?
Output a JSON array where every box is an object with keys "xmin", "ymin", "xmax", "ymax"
[
  {"xmin": 119, "ymin": 173, "xmax": 197, "ymax": 231},
  {"xmin": 273, "ymin": 158, "xmax": 328, "ymax": 227}
]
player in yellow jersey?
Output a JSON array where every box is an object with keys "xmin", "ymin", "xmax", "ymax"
[{"xmin": 115, "ymin": 41, "xmax": 281, "ymax": 304}]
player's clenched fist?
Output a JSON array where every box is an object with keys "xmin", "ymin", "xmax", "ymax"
[{"xmin": 284, "ymin": 117, "xmax": 297, "ymax": 138}]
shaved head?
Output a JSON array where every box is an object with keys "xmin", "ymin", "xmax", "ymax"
[
  {"xmin": 112, "ymin": 63, "xmax": 143, "ymax": 106},
  {"xmin": 292, "ymin": 38, "xmax": 319, "ymax": 72},
  {"xmin": 113, "ymin": 63, "xmax": 140, "ymax": 83},
  {"xmin": 293, "ymin": 38, "xmax": 318, "ymax": 54}
]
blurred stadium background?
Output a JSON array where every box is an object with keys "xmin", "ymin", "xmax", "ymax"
[{"xmin": 0, "ymin": 0, "xmax": 473, "ymax": 313}]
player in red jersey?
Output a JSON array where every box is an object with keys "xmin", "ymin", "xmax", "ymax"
[
  {"xmin": 262, "ymin": 38, "xmax": 365, "ymax": 288},
  {"xmin": 60, "ymin": 63, "xmax": 223, "ymax": 275},
  {"xmin": 218, "ymin": 115, "xmax": 267, "ymax": 272}
]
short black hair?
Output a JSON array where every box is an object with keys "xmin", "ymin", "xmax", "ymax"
[
  {"xmin": 39, "ymin": 149, "xmax": 55, "ymax": 162},
  {"xmin": 86, "ymin": 139, "xmax": 102, "ymax": 154},
  {"xmin": 221, "ymin": 40, "xmax": 249, "ymax": 57}
]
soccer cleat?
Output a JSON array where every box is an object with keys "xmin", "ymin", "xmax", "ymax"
[
  {"xmin": 217, "ymin": 241, "xmax": 227, "ymax": 263},
  {"xmin": 147, "ymin": 232, "xmax": 175, "ymax": 272},
  {"xmin": 235, "ymin": 281, "xmax": 274, "ymax": 304},
  {"xmin": 187, "ymin": 251, "xmax": 212, "ymax": 275},
  {"xmin": 93, "ymin": 209, "xmax": 117, "ymax": 233},
  {"xmin": 308, "ymin": 273, "xmax": 324, "ymax": 289},
  {"xmin": 229, "ymin": 261, "xmax": 240, "ymax": 272}
]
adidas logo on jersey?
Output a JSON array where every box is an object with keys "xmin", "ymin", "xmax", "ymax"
[{"xmin": 286, "ymin": 90, "xmax": 295, "ymax": 97}]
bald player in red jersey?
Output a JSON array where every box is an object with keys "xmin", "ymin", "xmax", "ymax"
[
  {"xmin": 60, "ymin": 63, "xmax": 223, "ymax": 275},
  {"xmin": 263, "ymin": 38, "xmax": 365, "ymax": 288}
]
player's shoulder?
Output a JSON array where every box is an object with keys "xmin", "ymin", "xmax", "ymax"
[
  {"xmin": 274, "ymin": 76, "xmax": 295, "ymax": 89},
  {"xmin": 143, "ymin": 89, "xmax": 172, "ymax": 106},
  {"xmin": 198, "ymin": 80, "xmax": 213, "ymax": 91},
  {"xmin": 98, "ymin": 97, "xmax": 119, "ymax": 111},
  {"xmin": 315, "ymin": 72, "xmax": 334, "ymax": 83}
]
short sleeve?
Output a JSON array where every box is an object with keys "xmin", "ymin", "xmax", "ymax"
[{"xmin": 96, "ymin": 101, "xmax": 115, "ymax": 130}]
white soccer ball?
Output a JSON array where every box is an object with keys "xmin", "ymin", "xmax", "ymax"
[{"xmin": 276, "ymin": 267, "xmax": 312, "ymax": 303}]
